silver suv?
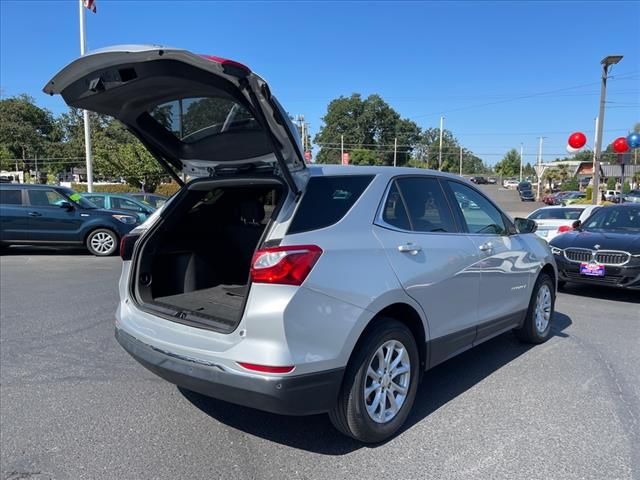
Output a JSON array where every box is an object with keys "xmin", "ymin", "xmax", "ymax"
[{"xmin": 47, "ymin": 46, "xmax": 557, "ymax": 443}]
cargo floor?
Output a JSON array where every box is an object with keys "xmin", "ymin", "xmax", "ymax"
[{"xmin": 154, "ymin": 284, "xmax": 247, "ymax": 326}]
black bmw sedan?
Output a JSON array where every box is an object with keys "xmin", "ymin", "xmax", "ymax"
[{"xmin": 550, "ymin": 204, "xmax": 640, "ymax": 290}]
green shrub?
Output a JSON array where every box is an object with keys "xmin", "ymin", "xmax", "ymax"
[
  {"xmin": 623, "ymin": 181, "xmax": 631, "ymax": 194},
  {"xmin": 573, "ymin": 198, "xmax": 613, "ymax": 205},
  {"xmin": 561, "ymin": 179, "xmax": 579, "ymax": 191},
  {"xmin": 585, "ymin": 186, "xmax": 593, "ymax": 201},
  {"xmin": 154, "ymin": 182, "xmax": 181, "ymax": 197},
  {"xmin": 71, "ymin": 183, "xmax": 139, "ymax": 193},
  {"xmin": 606, "ymin": 177, "xmax": 616, "ymax": 190}
]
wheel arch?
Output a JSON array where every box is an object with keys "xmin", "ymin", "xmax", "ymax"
[
  {"xmin": 349, "ymin": 302, "xmax": 428, "ymax": 374},
  {"xmin": 539, "ymin": 262, "xmax": 556, "ymax": 287}
]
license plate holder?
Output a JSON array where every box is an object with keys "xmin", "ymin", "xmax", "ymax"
[{"xmin": 580, "ymin": 263, "xmax": 605, "ymax": 277}]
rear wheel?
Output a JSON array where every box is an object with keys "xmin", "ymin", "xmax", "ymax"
[
  {"xmin": 329, "ymin": 318, "xmax": 419, "ymax": 443},
  {"xmin": 515, "ymin": 273, "xmax": 555, "ymax": 344},
  {"xmin": 86, "ymin": 229, "xmax": 118, "ymax": 256}
]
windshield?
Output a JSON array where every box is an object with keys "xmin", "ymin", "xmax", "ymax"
[
  {"xmin": 529, "ymin": 208, "xmax": 582, "ymax": 220},
  {"xmin": 63, "ymin": 189, "xmax": 98, "ymax": 209},
  {"xmin": 582, "ymin": 206, "xmax": 640, "ymax": 232}
]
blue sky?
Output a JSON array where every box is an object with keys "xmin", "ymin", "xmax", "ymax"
[{"xmin": 1, "ymin": 0, "xmax": 639, "ymax": 166}]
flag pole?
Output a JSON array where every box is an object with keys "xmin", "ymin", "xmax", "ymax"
[{"xmin": 79, "ymin": 0, "xmax": 94, "ymax": 192}]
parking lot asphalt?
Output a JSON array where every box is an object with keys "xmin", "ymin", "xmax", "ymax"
[{"xmin": 1, "ymin": 186, "xmax": 639, "ymax": 480}]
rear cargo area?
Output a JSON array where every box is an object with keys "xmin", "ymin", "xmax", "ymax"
[{"xmin": 134, "ymin": 178, "xmax": 285, "ymax": 332}]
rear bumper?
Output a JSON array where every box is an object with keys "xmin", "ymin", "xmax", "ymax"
[
  {"xmin": 555, "ymin": 256, "xmax": 640, "ymax": 289},
  {"xmin": 115, "ymin": 328, "xmax": 344, "ymax": 416}
]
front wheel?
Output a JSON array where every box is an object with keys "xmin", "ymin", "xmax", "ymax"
[
  {"xmin": 329, "ymin": 318, "xmax": 419, "ymax": 443},
  {"xmin": 86, "ymin": 229, "xmax": 118, "ymax": 256},
  {"xmin": 515, "ymin": 273, "xmax": 555, "ymax": 344}
]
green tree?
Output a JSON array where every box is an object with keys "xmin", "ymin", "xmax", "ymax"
[
  {"xmin": 523, "ymin": 162, "xmax": 536, "ymax": 178},
  {"xmin": 92, "ymin": 120, "xmax": 166, "ymax": 191},
  {"xmin": 0, "ymin": 95, "xmax": 60, "ymax": 171},
  {"xmin": 557, "ymin": 164, "xmax": 570, "ymax": 184},
  {"xmin": 349, "ymin": 148, "xmax": 383, "ymax": 166},
  {"xmin": 494, "ymin": 149, "xmax": 521, "ymax": 177},
  {"xmin": 314, "ymin": 93, "xmax": 420, "ymax": 166}
]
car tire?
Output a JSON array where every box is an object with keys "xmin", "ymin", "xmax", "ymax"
[
  {"xmin": 86, "ymin": 228, "xmax": 118, "ymax": 256},
  {"xmin": 329, "ymin": 318, "xmax": 419, "ymax": 443},
  {"xmin": 514, "ymin": 273, "xmax": 555, "ymax": 344}
]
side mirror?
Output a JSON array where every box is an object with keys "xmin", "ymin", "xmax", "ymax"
[
  {"xmin": 514, "ymin": 217, "xmax": 537, "ymax": 234},
  {"xmin": 572, "ymin": 220, "xmax": 581, "ymax": 229},
  {"xmin": 59, "ymin": 201, "xmax": 74, "ymax": 210}
]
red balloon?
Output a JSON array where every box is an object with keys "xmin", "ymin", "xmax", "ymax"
[
  {"xmin": 613, "ymin": 136, "xmax": 629, "ymax": 153},
  {"xmin": 568, "ymin": 132, "xmax": 587, "ymax": 149}
]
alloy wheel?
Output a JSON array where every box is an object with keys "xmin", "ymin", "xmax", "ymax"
[
  {"xmin": 364, "ymin": 340, "xmax": 411, "ymax": 424},
  {"xmin": 90, "ymin": 231, "xmax": 115, "ymax": 255},
  {"xmin": 535, "ymin": 284, "xmax": 552, "ymax": 333}
]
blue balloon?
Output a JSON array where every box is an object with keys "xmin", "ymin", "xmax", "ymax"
[{"xmin": 628, "ymin": 132, "xmax": 640, "ymax": 149}]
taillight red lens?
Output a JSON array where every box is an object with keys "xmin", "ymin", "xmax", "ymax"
[
  {"xmin": 120, "ymin": 233, "xmax": 140, "ymax": 261},
  {"xmin": 237, "ymin": 362, "xmax": 295, "ymax": 374},
  {"xmin": 557, "ymin": 225, "xmax": 573, "ymax": 233},
  {"xmin": 250, "ymin": 245, "xmax": 322, "ymax": 286}
]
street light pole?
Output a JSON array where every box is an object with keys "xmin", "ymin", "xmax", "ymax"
[
  {"xmin": 536, "ymin": 136, "xmax": 544, "ymax": 201},
  {"xmin": 78, "ymin": 0, "xmax": 94, "ymax": 192},
  {"xmin": 438, "ymin": 116, "xmax": 444, "ymax": 171},
  {"xmin": 519, "ymin": 143, "xmax": 524, "ymax": 182},
  {"xmin": 593, "ymin": 55, "xmax": 623, "ymax": 205}
]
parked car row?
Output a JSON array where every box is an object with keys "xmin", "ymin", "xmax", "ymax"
[
  {"xmin": 0, "ymin": 184, "xmax": 168, "ymax": 256},
  {"xmin": 527, "ymin": 203, "xmax": 640, "ymax": 290}
]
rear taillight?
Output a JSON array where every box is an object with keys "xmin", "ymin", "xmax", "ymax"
[
  {"xmin": 237, "ymin": 362, "xmax": 295, "ymax": 374},
  {"xmin": 250, "ymin": 245, "xmax": 322, "ymax": 286},
  {"xmin": 120, "ymin": 233, "xmax": 140, "ymax": 261},
  {"xmin": 557, "ymin": 225, "xmax": 573, "ymax": 234}
]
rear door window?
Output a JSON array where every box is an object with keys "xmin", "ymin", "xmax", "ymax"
[
  {"xmin": 0, "ymin": 189, "xmax": 23, "ymax": 205},
  {"xmin": 288, "ymin": 175, "xmax": 374, "ymax": 234},
  {"xmin": 112, "ymin": 197, "xmax": 145, "ymax": 212},
  {"xmin": 447, "ymin": 181, "xmax": 507, "ymax": 235},
  {"xmin": 27, "ymin": 189, "xmax": 67, "ymax": 207},
  {"xmin": 382, "ymin": 181, "xmax": 411, "ymax": 230},
  {"xmin": 84, "ymin": 195, "xmax": 106, "ymax": 208},
  {"xmin": 393, "ymin": 177, "xmax": 457, "ymax": 233}
]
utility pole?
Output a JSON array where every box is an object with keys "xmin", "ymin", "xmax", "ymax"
[
  {"xmin": 438, "ymin": 116, "xmax": 444, "ymax": 171},
  {"xmin": 79, "ymin": 0, "xmax": 94, "ymax": 192},
  {"xmin": 341, "ymin": 134, "xmax": 344, "ymax": 165},
  {"xmin": 519, "ymin": 143, "xmax": 524, "ymax": 182},
  {"xmin": 393, "ymin": 137, "xmax": 397, "ymax": 167},
  {"xmin": 459, "ymin": 146, "xmax": 463, "ymax": 176},
  {"xmin": 536, "ymin": 136, "xmax": 544, "ymax": 201},
  {"xmin": 593, "ymin": 55, "xmax": 623, "ymax": 205}
]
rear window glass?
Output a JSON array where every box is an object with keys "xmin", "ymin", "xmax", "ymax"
[
  {"xmin": 0, "ymin": 189, "xmax": 22, "ymax": 205},
  {"xmin": 149, "ymin": 96, "xmax": 257, "ymax": 144},
  {"xmin": 529, "ymin": 208, "xmax": 582, "ymax": 220},
  {"xmin": 288, "ymin": 175, "xmax": 374, "ymax": 234}
]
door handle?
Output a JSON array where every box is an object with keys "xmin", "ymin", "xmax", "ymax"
[
  {"xmin": 398, "ymin": 243, "xmax": 422, "ymax": 255},
  {"xmin": 27, "ymin": 211, "xmax": 42, "ymax": 217},
  {"xmin": 479, "ymin": 242, "xmax": 493, "ymax": 252}
]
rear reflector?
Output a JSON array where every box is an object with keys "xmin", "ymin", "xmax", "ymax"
[
  {"xmin": 120, "ymin": 233, "xmax": 140, "ymax": 261},
  {"xmin": 237, "ymin": 362, "xmax": 295, "ymax": 374},
  {"xmin": 250, "ymin": 245, "xmax": 322, "ymax": 286},
  {"xmin": 557, "ymin": 225, "xmax": 573, "ymax": 233}
]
